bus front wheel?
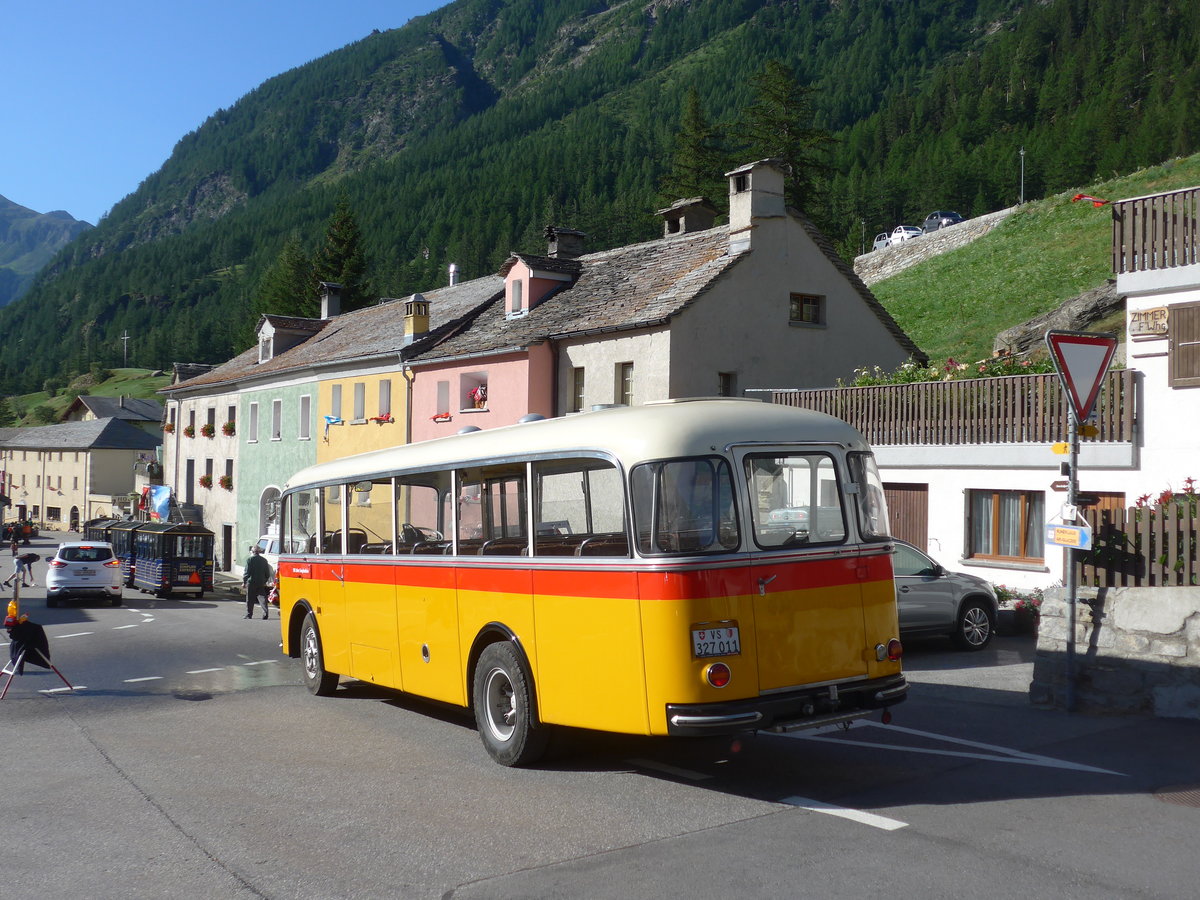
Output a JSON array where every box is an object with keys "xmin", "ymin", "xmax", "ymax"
[
  {"xmin": 301, "ymin": 612, "xmax": 338, "ymax": 696},
  {"xmin": 473, "ymin": 641, "xmax": 548, "ymax": 767}
]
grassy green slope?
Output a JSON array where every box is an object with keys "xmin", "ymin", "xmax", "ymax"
[
  {"xmin": 874, "ymin": 154, "xmax": 1200, "ymax": 364},
  {"xmin": 10, "ymin": 368, "xmax": 169, "ymax": 425}
]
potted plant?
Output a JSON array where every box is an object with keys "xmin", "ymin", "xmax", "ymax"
[
  {"xmin": 163, "ymin": 422, "xmax": 175, "ymax": 434},
  {"xmin": 183, "ymin": 424, "xmax": 195, "ymax": 438},
  {"xmin": 218, "ymin": 475, "xmax": 233, "ymax": 491},
  {"xmin": 222, "ymin": 421, "xmax": 236, "ymax": 436},
  {"xmin": 198, "ymin": 474, "xmax": 213, "ymax": 489},
  {"xmin": 200, "ymin": 423, "xmax": 216, "ymax": 438},
  {"xmin": 468, "ymin": 385, "xmax": 487, "ymax": 409}
]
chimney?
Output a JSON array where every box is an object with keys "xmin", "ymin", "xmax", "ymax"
[
  {"xmin": 448, "ymin": 263, "xmax": 459, "ymax": 286},
  {"xmin": 546, "ymin": 226, "xmax": 587, "ymax": 260},
  {"xmin": 657, "ymin": 197, "xmax": 717, "ymax": 237},
  {"xmin": 726, "ymin": 159, "xmax": 788, "ymax": 253},
  {"xmin": 319, "ymin": 282, "xmax": 343, "ymax": 319},
  {"xmin": 403, "ymin": 293, "xmax": 430, "ymax": 342}
]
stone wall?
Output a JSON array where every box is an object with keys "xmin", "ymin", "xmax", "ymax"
[
  {"xmin": 1029, "ymin": 586, "xmax": 1200, "ymax": 719},
  {"xmin": 852, "ymin": 206, "xmax": 1020, "ymax": 287}
]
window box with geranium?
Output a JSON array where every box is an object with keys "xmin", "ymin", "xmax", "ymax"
[
  {"xmin": 164, "ymin": 422, "xmax": 175, "ymax": 434},
  {"xmin": 200, "ymin": 423, "xmax": 216, "ymax": 438},
  {"xmin": 198, "ymin": 474, "xmax": 213, "ymax": 489},
  {"xmin": 183, "ymin": 424, "xmax": 195, "ymax": 438},
  {"xmin": 218, "ymin": 475, "xmax": 233, "ymax": 491},
  {"xmin": 222, "ymin": 421, "xmax": 236, "ymax": 437}
]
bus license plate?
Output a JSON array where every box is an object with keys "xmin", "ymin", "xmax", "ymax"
[{"xmin": 692, "ymin": 626, "xmax": 740, "ymax": 658}]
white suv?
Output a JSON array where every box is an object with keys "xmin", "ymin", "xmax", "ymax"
[{"xmin": 46, "ymin": 542, "xmax": 123, "ymax": 607}]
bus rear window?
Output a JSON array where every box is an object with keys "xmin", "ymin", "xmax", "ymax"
[
  {"xmin": 631, "ymin": 457, "xmax": 739, "ymax": 555},
  {"xmin": 744, "ymin": 452, "xmax": 846, "ymax": 548}
]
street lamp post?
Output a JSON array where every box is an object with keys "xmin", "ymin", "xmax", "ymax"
[{"xmin": 1020, "ymin": 146, "xmax": 1026, "ymax": 205}]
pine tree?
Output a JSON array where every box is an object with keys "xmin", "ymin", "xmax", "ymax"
[
  {"xmin": 313, "ymin": 198, "xmax": 372, "ymax": 311},
  {"xmin": 254, "ymin": 236, "xmax": 317, "ymax": 318},
  {"xmin": 659, "ymin": 88, "xmax": 728, "ymax": 207},
  {"xmin": 739, "ymin": 60, "xmax": 833, "ymax": 212}
]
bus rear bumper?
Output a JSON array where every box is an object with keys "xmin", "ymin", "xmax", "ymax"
[{"xmin": 665, "ymin": 673, "xmax": 907, "ymax": 737}]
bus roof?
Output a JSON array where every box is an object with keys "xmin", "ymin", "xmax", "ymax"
[{"xmin": 283, "ymin": 398, "xmax": 871, "ymax": 491}]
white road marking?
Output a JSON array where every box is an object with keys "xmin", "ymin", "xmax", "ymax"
[
  {"xmin": 40, "ymin": 686, "xmax": 86, "ymax": 693},
  {"xmin": 113, "ymin": 624, "xmax": 140, "ymax": 630},
  {"xmin": 55, "ymin": 632, "xmax": 93, "ymax": 639},
  {"xmin": 243, "ymin": 660, "xmax": 277, "ymax": 666},
  {"xmin": 781, "ymin": 796, "xmax": 908, "ymax": 831},
  {"xmin": 627, "ymin": 759, "xmax": 713, "ymax": 781},
  {"xmin": 784, "ymin": 721, "xmax": 1125, "ymax": 776},
  {"xmin": 187, "ymin": 667, "xmax": 224, "ymax": 674},
  {"xmin": 123, "ymin": 676, "xmax": 163, "ymax": 683}
]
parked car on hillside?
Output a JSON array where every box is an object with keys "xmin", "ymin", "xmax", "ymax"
[
  {"xmin": 922, "ymin": 210, "xmax": 965, "ymax": 233},
  {"xmin": 872, "ymin": 232, "xmax": 892, "ymax": 251},
  {"xmin": 893, "ymin": 540, "xmax": 997, "ymax": 650},
  {"xmin": 891, "ymin": 224, "xmax": 923, "ymax": 243}
]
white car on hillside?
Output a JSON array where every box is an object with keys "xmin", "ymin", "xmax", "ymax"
[{"xmin": 891, "ymin": 225, "xmax": 923, "ymax": 243}]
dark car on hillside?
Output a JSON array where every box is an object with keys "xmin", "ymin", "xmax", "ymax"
[
  {"xmin": 893, "ymin": 540, "xmax": 997, "ymax": 650},
  {"xmin": 922, "ymin": 210, "xmax": 964, "ymax": 233}
]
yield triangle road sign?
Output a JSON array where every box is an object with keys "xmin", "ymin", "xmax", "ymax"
[{"xmin": 1045, "ymin": 330, "xmax": 1118, "ymax": 423}]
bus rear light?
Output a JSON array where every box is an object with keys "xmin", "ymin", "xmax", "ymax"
[
  {"xmin": 887, "ymin": 638, "xmax": 903, "ymax": 661},
  {"xmin": 705, "ymin": 662, "xmax": 731, "ymax": 688}
]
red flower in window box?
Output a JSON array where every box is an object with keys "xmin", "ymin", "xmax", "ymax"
[
  {"xmin": 183, "ymin": 424, "xmax": 195, "ymax": 438},
  {"xmin": 222, "ymin": 421, "xmax": 236, "ymax": 436},
  {"xmin": 198, "ymin": 474, "xmax": 213, "ymax": 489},
  {"xmin": 163, "ymin": 422, "xmax": 175, "ymax": 434},
  {"xmin": 369, "ymin": 414, "xmax": 394, "ymax": 424},
  {"xmin": 431, "ymin": 412, "xmax": 451, "ymax": 422},
  {"xmin": 218, "ymin": 475, "xmax": 233, "ymax": 491},
  {"xmin": 200, "ymin": 423, "xmax": 216, "ymax": 438}
]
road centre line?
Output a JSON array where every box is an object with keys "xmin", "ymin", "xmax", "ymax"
[
  {"xmin": 41, "ymin": 686, "xmax": 86, "ymax": 693},
  {"xmin": 113, "ymin": 624, "xmax": 140, "ymax": 630},
  {"xmin": 187, "ymin": 667, "xmax": 224, "ymax": 674},
  {"xmin": 123, "ymin": 676, "xmax": 163, "ymax": 683},
  {"xmin": 785, "ymin": 722, "xmax": 1125, "ymax": 776},
  {"xmin": 243, "ymin": 660, "xmax": 278, "ymax": 666},
  {"xmin": 781, "ymin": 796, "xmax": 908, "ymax": 831},
  {"xmin": 55, "ymin": 632, "xmax": 94, "ymax": 639}
]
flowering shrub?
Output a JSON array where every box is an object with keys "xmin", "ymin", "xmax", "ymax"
[
  {"xmin": 183, "ymin": 424, "xmax": 195, "ymax": 438},
  {"xmin": 198, "ymin": 474, "xmax": 213, "ymax": 489},
  {"xmin": 1134, "ymin": 477, "xmax": 1198, "ymax": 510},
  {"xmin": 218, "ymin": 475, "xmax": 233, "ymax": 491},
  {"xmin": 200, "ymin": 423, "xmax": 216, "ymax": 438},
  {"xmin": 222, "ymin": 421, "xmax": 236, "ymax": 436},
  {"xmin": 994, "ymin": 584, "xmax": 1044, "ymax": 618},
  {"xmin": 842, "ymin": 351, "xmax": 1057, "ymax": 387}
]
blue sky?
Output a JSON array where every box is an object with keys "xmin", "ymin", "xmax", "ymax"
[{"xmin": 5, "ymin": 1, "xmax": 444, "ymax": 225}]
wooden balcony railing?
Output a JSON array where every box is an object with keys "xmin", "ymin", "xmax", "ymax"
[
  {"xmin": 1112, "ymin": 186, "xmax": 1200, "ymax": 274},
  {"xmin": 770, "ymin": 369, "xmax": 1135, "ymax": 446}
]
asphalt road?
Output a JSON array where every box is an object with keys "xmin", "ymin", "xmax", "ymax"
[{"xmin": 3, "ymin": 537, "xmax": 1199, "ymax": 899}]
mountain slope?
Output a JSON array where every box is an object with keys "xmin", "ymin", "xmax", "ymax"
[
  {"xmin": 0, "ymin": 195, "xmax": 91, "ymax": 307},
  {"xmin": 2, "ymin": 0, "xmax": 1197, "ymax": 394}
]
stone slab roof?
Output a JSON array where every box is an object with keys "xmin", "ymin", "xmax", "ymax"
[
  {"xmin": 69, "ymin": 395, "xmax": 164, "ymax": 422},
  {"xmin": 0, "ymin": 417, "xmax": 161, "ymax": 451},
  {"xmin": 164, "ymin": 275, "xmax": 504, "ymax": 393},
  {"xmin": 409, "ymin": 227, "xmax": 743, "ymax": 363}
]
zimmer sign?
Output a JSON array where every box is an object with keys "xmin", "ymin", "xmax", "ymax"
[{"xmin": 1129, "ymin": 306, "xmax": 1168, "ymax": 338}]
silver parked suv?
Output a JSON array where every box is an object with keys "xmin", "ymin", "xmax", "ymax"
[
  {"xmin": 46, "ymin": 541, "xmax": 123, "ymax": 607},
  {"xmin": 893, "ymin": 540, "xmax": 997, "ymax": 650}
]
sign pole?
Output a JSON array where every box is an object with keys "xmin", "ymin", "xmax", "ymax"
[{"xmin": 1065, "ymin": 414, "xmax": 1079, "ymax": 713}]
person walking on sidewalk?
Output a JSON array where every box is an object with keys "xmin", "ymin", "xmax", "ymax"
[{"xmin": 242, "ymin": 545, "xmax": 272, "ymax": 620}]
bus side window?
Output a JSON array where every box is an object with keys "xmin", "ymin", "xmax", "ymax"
[
  {"xmin": 284, "ymin": 488, "xmax": 319, "ymax": 556},
  {"xmin": 533, "ymin": 457, "xmax": 628, "ymax": 557}
]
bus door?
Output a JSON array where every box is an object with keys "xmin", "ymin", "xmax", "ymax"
[
  {"xmin": 739, "ymin": 449, "xmax": 869, "ymax": 690},
  {"xmin": 395, "ymin": 471, "xmax": 461, "ymax": 704},
  {"xmin": 338, "ymin": 478, "xmax": 401, "ymax": 688},
  {"xmin": 301, "ymin": 485, "xmax": 351, "ymax": 677}
]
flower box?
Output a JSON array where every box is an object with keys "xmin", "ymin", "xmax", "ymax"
[
  {"xmin": 198, "ymin": 474, "xmax": 213, "ymax": 489},
  {"xmin": 218, "ymin": 475, "xmax": 233, "ymax": 491},
  {"xmin": 222, "ymin": 421, "xmax": 236, "ymax": 436},
  {"xmin": 183, "ymin": 425, "xmax": 195, "ymax": 438},
  {"xmin": 200, "ymin": 423, "xmax": 216, "ymax": 438},
  {"xmin": 164, "ymin": 422, "xmax": 175, "ymax": 434}
]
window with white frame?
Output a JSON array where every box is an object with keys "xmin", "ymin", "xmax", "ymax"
[
  {"xmin": 248, "ymin": 403, "xmax": 259, "ymax": 442},
  {"xmin": 331, "ymin": 384, "xmax": 343, "ymax": 420},
  {"xmin": 299, "ymin": 395, "xmax": 311, "ymax": 440},
  {"xmin": 436, "ymin": 380, "xmax": 450, "ymax": 415},
  {"xmin": 378, "ymin": 380, "xmax": 392, "ymax": 417},
  {"xmin": 967, "ymin": 489, "xmax": 1044, "ymax": 563},
  {"xmin": 461, "ymin": 372, "xmax": 488, "ymax": 410},
  {"xmin": 353, "ymin": 382, "xmax": 366, "ymax": 421},
  {"xmin": 271, "ymin": 399, "xmax": 282, "ymax": 441}
]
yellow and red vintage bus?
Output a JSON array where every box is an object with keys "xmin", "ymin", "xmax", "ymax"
[{"xmin": 277, "ymin": 399, "xmax": 906, "ymax": 765}]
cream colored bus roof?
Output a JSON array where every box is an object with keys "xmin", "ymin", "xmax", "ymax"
[{"xmin": 284, "ymin": 398, "xmax": 869, "ymax": 491}]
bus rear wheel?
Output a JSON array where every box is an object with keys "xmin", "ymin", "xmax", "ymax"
[
  {"xmin": 301, "ymin": 612, "xmax": 338, "ymax": 696},
  {"xmin": 473, "ymin": 641, "xmax": 549, "ymax": 767}
]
